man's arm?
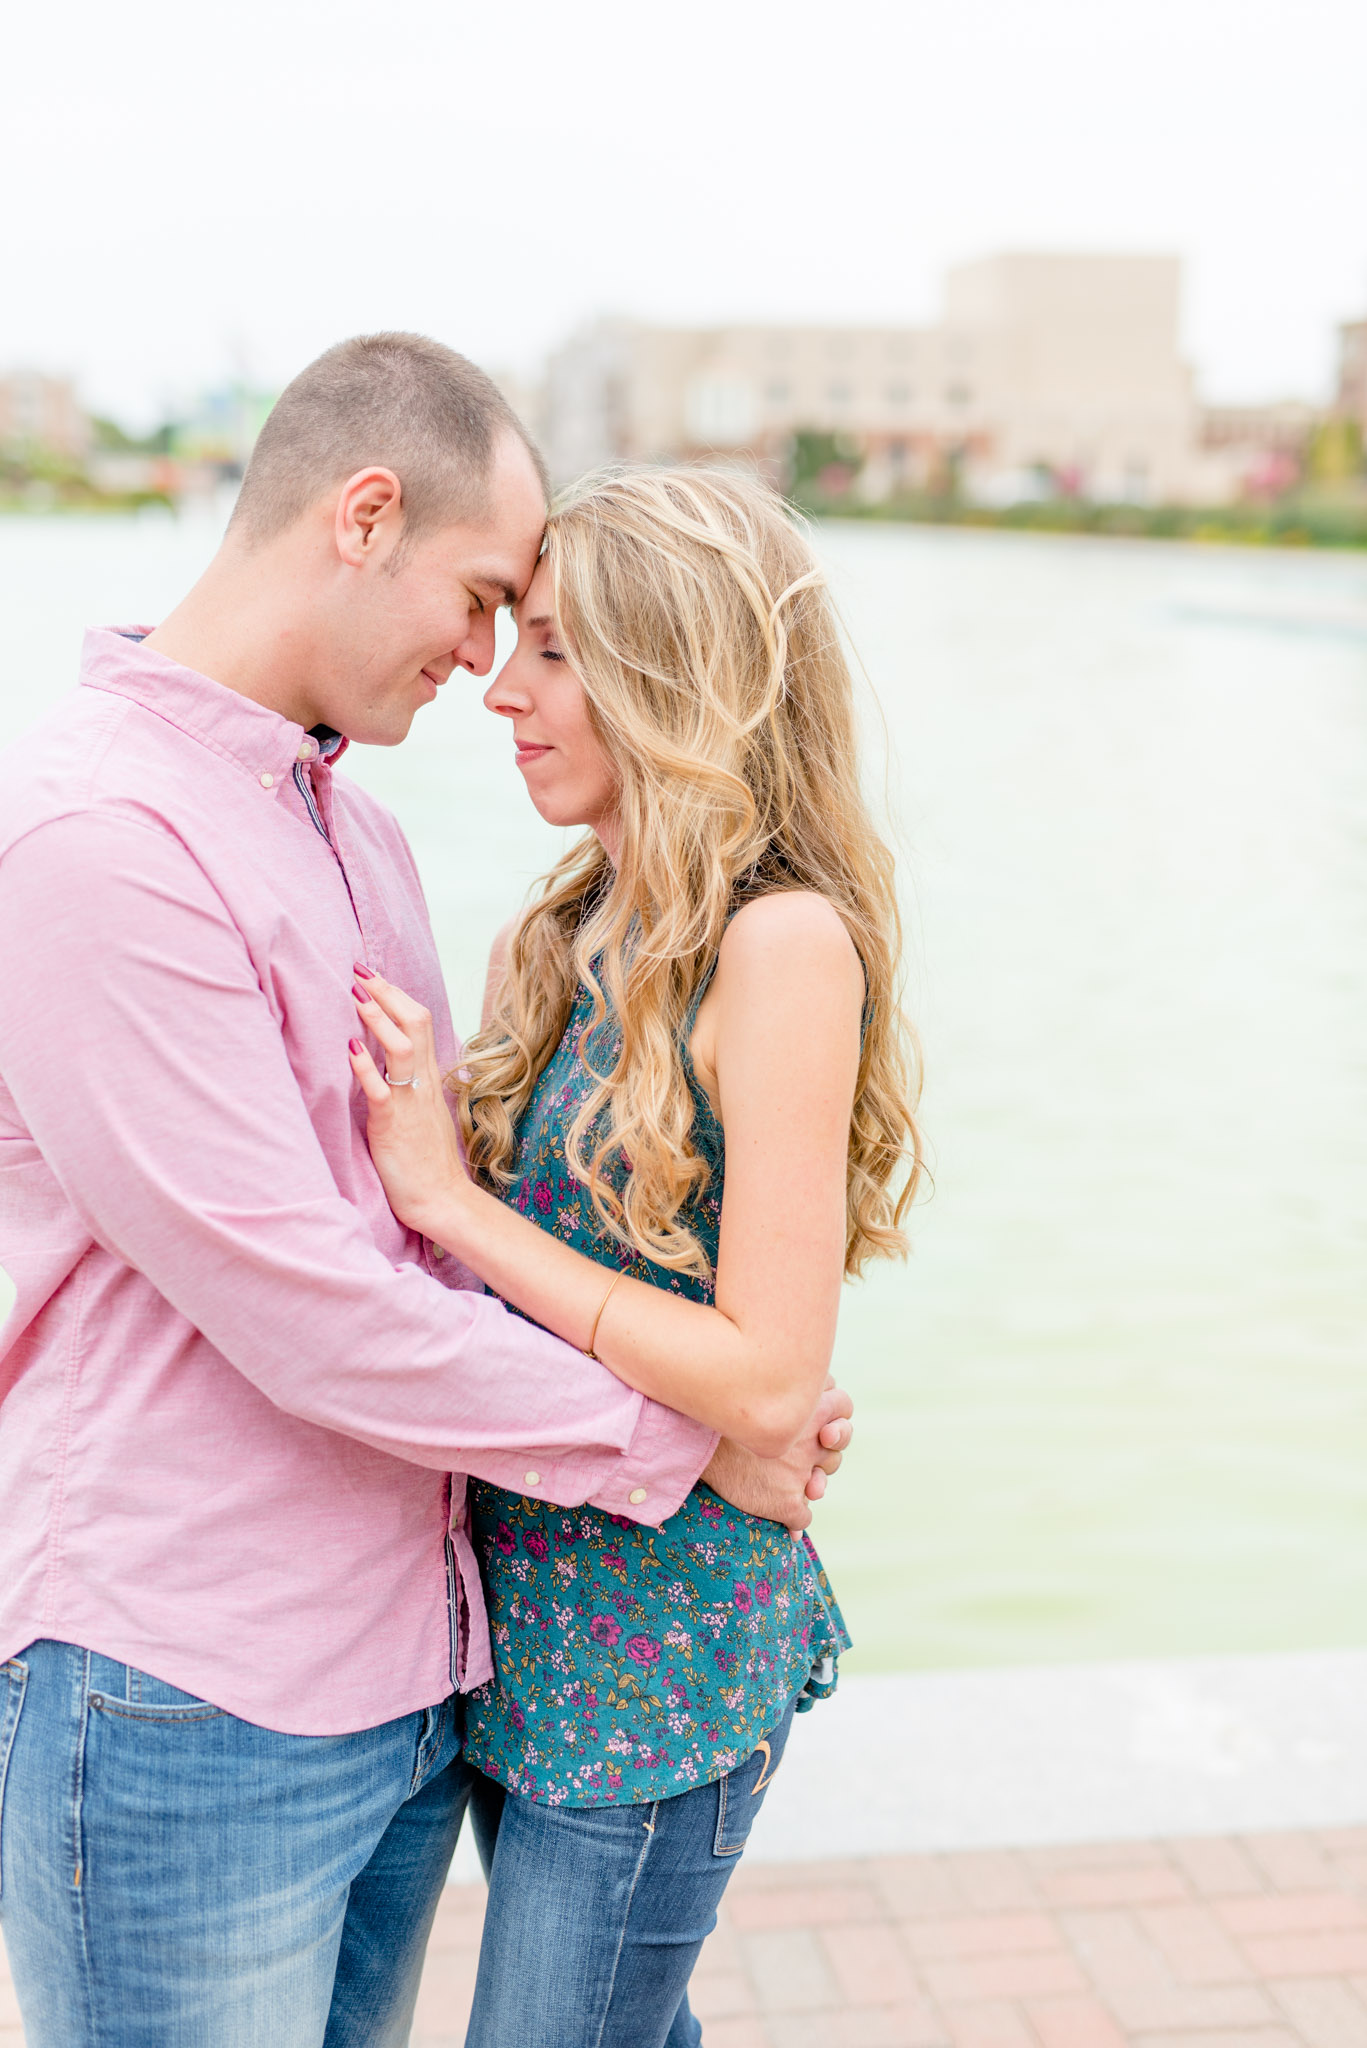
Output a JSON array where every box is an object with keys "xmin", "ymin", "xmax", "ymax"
[{"xmin": 0, "ymin": 811, "xmax": 714, "ymax": 1522}]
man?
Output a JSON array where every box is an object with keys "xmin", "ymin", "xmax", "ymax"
[{"xmin": 0, "ymin": 334, "xmax": 852, "ymax": 2047}]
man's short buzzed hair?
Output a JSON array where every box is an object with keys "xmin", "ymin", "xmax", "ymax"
[{"xmin": 229, "ymin": 332, "xmax": 547, "ymax": 547}]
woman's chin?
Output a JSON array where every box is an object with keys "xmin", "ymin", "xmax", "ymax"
[{"xmin": 523, "ymin": 790, "xmax": 600, "ymax": 833}]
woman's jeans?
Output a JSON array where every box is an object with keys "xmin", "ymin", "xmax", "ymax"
[
  {"xmin": 465, "ymin": 1697, "xmax": 796, "ymax": 2048},
  {"xmin": 0, "ymin": 1639, "xmax": 473, "ymax": 2048}
]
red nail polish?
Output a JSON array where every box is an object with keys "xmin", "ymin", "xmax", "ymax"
[
  {"xmin": 348, "ymin": 1038, "xmax": 362, "ymax": 1055},
  {"xmin": 351, "ymin": 985, "xmax": 368, "ymax": 1004},
  {"xmin": 353, "ymin": 962, "xmax": 374, "ymax": 979}
]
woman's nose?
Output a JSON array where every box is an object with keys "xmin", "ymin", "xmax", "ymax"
[{"xmin": 483, "ymin": 667, "xmax": 529, "ymax": 716}]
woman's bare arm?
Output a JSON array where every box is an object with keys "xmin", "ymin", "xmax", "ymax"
[{"xmin": 351, "ymin": 893, "xmax": 865, "ymax": 1458}]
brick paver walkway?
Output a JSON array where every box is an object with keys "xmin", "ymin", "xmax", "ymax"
[{"xmin": 5, "ymin": 1828, "xmax": 1367, "ymax": 2045}]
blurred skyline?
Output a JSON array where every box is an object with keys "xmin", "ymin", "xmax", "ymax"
[{"xmin": 6, "ymin": 0, "xmax": 1367, "ymax": 429}]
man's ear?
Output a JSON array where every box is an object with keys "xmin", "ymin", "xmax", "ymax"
[{"xmin": 335, "ymin": 468, "xmax": 404, "ymax": 567}]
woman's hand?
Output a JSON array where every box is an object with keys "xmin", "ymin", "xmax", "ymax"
[{"xmin": 348, "ymin": 967, "xmax": 469, "ymax": 1235}]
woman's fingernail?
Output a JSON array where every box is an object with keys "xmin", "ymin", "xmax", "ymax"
[
  {"xmin": 348, "ymin": 1038, "xmax": 362, "ymax": 1055},
  {"xmin": 353, "ymin": 962, "xmax": 374, "ymax": 979},
  {"xmin": 351, "ymin": 985, "xmax": 369, "ymax": 1004}
]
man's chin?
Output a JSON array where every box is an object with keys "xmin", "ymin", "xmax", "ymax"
[{"xmin": 349, "ymin": 705, "xmax": 423, "ymax": 749}]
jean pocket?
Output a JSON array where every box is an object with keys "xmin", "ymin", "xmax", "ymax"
[
  {"xmin": 713, "ymin": 1697, "xmax": 797, "ymax": 1858},
  {"xmin": 89, "ymin": 1664, "xmax": 224, "ymax": 1723},
  {"xmin": 0, "ymin": 1657, "xmax": 30, "ymax": 1898}
]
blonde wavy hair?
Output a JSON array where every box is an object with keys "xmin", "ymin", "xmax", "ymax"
[{"xmin": 456, "ymin": 464, "xmax": 924, "ymax": 1279}]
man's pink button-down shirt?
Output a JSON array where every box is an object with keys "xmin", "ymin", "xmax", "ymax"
[{"xmin": 0, "ymin": 629, "xmax": 716, "ymax": 1735}]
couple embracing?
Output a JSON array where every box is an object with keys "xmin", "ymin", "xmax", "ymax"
[{"xmin": 0, "ymin": 333, "xmax": 921, "ymax": 2046}]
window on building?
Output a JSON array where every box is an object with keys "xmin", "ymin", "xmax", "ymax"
[
  {"xmin": 887, "ymin": 384, "xmax": 912, "ymax": 405},
  {"xmin": 828, "ymin": 383, "xmax": 852, "ymax": 405},
  {"xmin": 946, "ymin": 384, "xmax": 972, "ymax": 407}
]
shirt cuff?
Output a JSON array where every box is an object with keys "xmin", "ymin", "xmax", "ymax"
[
  {"xmin": 585, "ymin": 1399, "xmax": 719, "ymax": 1524},
  {"xmin": 423, "ymin": 1236, "xmax": 484, "ymax": 1294}
]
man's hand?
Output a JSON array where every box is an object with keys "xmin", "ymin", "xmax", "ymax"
[{"xmin": 703, "ymin": 1378, "xmax": 854, "ymax": 1533}]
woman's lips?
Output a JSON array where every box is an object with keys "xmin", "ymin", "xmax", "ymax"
[{"xmin": 515, "ymin": 742, "xmax": 553, "ymax": 767}]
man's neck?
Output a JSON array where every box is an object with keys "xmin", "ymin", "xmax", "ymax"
[{"xmin": 145, "ymin": 537, "xmax": 329, "ymax": 730}]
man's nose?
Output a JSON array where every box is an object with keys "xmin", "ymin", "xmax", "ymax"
[{"xmin": 455, "ymin": 612, "xmax": 499, "ymax": 677}]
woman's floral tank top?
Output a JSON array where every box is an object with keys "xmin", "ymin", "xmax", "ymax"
[{"xmin": 462, "ymin": 950, "xmax": 851, "ymax": 1808}]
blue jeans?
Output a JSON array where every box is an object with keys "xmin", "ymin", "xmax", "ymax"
[
  {"xmin": 465, "ymin": 1697, "xmax": 796, "ymax": 2048},
  {"xmin": 0, "ymin": 1640, "xmax": 472, "ymax": 2048}
]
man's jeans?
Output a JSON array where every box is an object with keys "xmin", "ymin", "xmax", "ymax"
[
  {"xmin": 465, "ymin": 1698, "xmax": 796, "ymax": 2048},
  {"xmin": 0, "ymin": 1641, "xmax": 473, "ymax": 2048}
]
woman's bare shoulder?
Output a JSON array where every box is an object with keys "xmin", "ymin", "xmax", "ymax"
[{"xmin": 719, "ymin": 890, "xmax": 862, "ymax": 984}]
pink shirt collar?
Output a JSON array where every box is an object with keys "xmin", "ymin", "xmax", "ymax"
[{"xmin": 80, "ymin": 624, "xmax": 350, "ymax": 786}]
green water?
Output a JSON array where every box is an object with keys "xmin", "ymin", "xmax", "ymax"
[{"xmin": 3, "ymin": 510, "xmax": 1366, "ymax": 1673}]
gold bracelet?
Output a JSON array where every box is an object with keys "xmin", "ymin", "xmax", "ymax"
[{"xmin": 586, "ymin": 1270, "xmax": 624, "ymax": 1360}]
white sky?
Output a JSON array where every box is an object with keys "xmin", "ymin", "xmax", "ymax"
[{"xmin": 7, "ymin": 0, "xmax": 1366, "ymax": 427}]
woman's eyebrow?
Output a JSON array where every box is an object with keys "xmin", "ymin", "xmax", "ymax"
[{"xmin": 515, "ymin": 612, "xmax": 554, "ymax": 630}]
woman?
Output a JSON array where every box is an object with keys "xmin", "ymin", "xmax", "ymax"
[{"xmin": 348, "ymin": 466, "xmax": 922, "ymax": 2046}]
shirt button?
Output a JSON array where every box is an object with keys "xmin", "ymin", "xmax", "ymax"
[
  {"xmin": 431, "ymin": 1244, "xmax": 446, "ymax": 1261},
  {"xmin": 297, "ymin": 740, "xmax": 318, "ymax": 761},
  {"xmin": 259, "ymin": 771, "xmax": 275, "ymax": 789},
  {"xmin": 629, "ymin": 1487, "xmax": 647, "ymax": 1505},
  {"xmin": 524, "ymin": 1470, "xmax": 541, "ymax": 1488}
]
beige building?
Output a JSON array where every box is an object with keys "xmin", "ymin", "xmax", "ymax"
[
  {"xmin": 543, "ymin": 254, "xmax": 1262, "ymax": 506},
  {"xmin": 1335, "ymin": 318, "xmax": 1367, "ymax": 430},
  {"xmin": 0, "ymin": 373, "xmax": 90, "ymax": 460},
  {"xmin": 1195, "ymin": 400, "xmax": 1319, "ymax": 499}
]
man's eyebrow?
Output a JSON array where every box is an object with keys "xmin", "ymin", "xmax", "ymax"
[{"xmin": 472, "ymin": 573, "xmax": 519, "ymax": 606}]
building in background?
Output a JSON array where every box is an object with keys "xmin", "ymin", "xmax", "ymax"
[
  {"xmin": 5, "ymin": 261, "xmax": 1358, "ymax": 515},
  {"xmin": 0, "ymin": 373, "xmax": 90, "ymax": 462},
  {"xmin": 1336, "ymin": 317, "xmax": 1367, "ymax": 431},
  {"xmin": 930, "ymin": 252, "xmax": 1198, "ymax": 505},
  {"xmin": 1195, "ymin": 400, "xmax": 1320, "ymax": 500},
  {"xmin": 541, "ymin": 254, "xmax": 1328, "ymax": 507}
]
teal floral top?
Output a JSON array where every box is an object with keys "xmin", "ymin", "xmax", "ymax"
[{"xmin": 463, "ymin": 962, "xmax": 851, "ymax": 1808}]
